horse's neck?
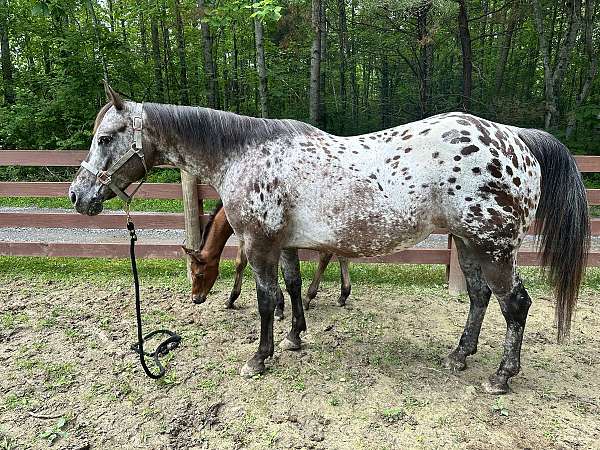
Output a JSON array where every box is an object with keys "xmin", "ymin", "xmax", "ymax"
[{"xmin": 201, "ymin": 210, "xmax": 234, "ymax": 261}]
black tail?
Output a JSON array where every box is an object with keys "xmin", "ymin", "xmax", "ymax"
[{"xmin": 519, "ymin": 129, "xmax": 590, "ymax": 342}]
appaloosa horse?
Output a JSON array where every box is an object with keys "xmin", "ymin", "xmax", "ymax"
[
  {"xmin": 182, "ymin": 201, "xmax": 351, "ymax": 310},
  {"xmin": 69, "ymin": 84, "xmax": 589, "ymax": 394}
]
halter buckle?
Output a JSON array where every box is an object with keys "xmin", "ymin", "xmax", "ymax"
[{"xmin": 97, "ymin": 170, "xmax": 112, "ymax": 185}]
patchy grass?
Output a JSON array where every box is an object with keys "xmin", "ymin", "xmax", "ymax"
[
  {"xmin": 1, "ymin": 257, "xmax": 599, "ymax": 449},
  {"xmin": 0, "ymin": 197, "xmax": 220, "ymax": 213}
]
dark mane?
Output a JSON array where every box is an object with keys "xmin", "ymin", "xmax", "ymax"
[
  {"xmin": 144, "ymin": 103, "xmax": 316, "ymax": 155},
  {"xmin": 200, "ymin": 200, "xmax": 224, "ymax": 248}
]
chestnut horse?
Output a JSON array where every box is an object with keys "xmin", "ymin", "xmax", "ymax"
[
  {"xmin": 182, "ymin": 201, "xmax": 351, "ymax": 312},
  {"xmin": 70, "ymin": 85, "xmax": 589, "ymax": 394}
]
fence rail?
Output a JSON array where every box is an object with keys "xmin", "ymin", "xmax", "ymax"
[{"xmin": 1, "ymin": 150, "xmax": 599, "ymax": 293}]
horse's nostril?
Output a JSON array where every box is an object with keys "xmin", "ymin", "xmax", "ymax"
[{"xmin": 69, "ymin": 191, "xmax": 77, "ymax": 204}]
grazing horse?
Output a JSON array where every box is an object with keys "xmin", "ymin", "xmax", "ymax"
[
  {"xmin": 182, "ymin": 201, "xmax": 351, "ymax": 310},
  {"xmin": 69, "ymin": 84, "xmax": 589, "ymax": 394}
]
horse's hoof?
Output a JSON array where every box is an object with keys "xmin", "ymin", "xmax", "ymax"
[
  {"xmin": 482, "ymin": 376, "xmax": 509, "ymax": 395},
  {"xmin": 225, "ymin": 301, "xmax": 236, "ymax": 310},
  {"xmin": 274, "ymin": 308, "xmax": 284, "ymax": 321},
  {"xmin": 279, "ymin": 336, "xmax": 301, "ymax": 351},
  {"xmin": 303, "ymin": 299, "xmax": 312, "ymax": 310},
  {"xmin": 443, "ymin": 354, "xmax": 467, "ymax": 371},
  {"xmin": 337, "ymin": 297, "xmax": 347, "ymax": 307},
  {"xmin": 240, "ymin": 360, "xmax": 265, "ymax": 378}
]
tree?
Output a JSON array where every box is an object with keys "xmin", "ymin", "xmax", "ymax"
[
  {"xmin": 198, "ymin": 0, "xmax": 218, "ymax": 108},
  {"xmin": 457, "ymin": 0, "xmax": 472, "ymax": 111},
  {"xmin": 532, "ymin": 0, "xmax": 582, "ymax": 129},
  {"xmin": 0, "ymin": 0, "xmax": 14, "ymax": 104},
  {"xmin": 309, "ymin": 0, "xmax": 322, "ymax": 126}
]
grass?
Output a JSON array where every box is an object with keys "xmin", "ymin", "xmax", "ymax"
[
  {"xmin": 2, "ymin": 256, "xmax": 600, "ymax": 291},
  {"xmin": 0, "ymin": 197, "xmax": 220, "ymax": 213}
]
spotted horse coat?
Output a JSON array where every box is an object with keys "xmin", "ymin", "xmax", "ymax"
[{"xmin": 70, "ymin": 90, "xmax": 589, "ymax": 395}]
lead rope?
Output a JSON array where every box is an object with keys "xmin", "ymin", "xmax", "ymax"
[{"xmin": 126, "ymin": 206, "xmax": 181, "ymax": 379}]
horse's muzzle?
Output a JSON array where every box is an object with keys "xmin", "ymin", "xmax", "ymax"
[{"xmin": 192, "ymin": 294, "xmax": 206, "ymax": 305}]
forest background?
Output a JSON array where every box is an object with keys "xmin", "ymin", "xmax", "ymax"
[{"xmin": 0, "ymin": 0, "xmax": 598, "ymax": 186}]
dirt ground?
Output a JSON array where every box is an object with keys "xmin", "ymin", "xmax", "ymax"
[{"xmin": 1, "ymin": 267, "xmax": 599, "ymax": 450}]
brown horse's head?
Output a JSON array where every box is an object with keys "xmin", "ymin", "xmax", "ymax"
[
  {"xmin": 182, "ymin": 201, "xmax": 230, "ymax": 304},
  {"xmin": 182, "ymin": 246, "xmax": 220, "ymax": 304}
]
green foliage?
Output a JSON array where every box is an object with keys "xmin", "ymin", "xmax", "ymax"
[
  {"xmin": 39, "ymin": 417, "xmax": 68, "ymax": 445},
  {"xmin": 0, "ymin": 0, "xmax": 597, "ymax": 156}
]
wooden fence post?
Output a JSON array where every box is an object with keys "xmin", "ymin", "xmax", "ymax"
[
  {"xmin": 181, "ymin": 170, "xmax": 203, "ymax": 279},
  {"xmin": 448, "ymin": 234, "xmax": 467, "ymax": 295}
]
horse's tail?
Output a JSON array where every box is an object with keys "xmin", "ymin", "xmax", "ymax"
[{"xmin": 518, "ymin": 129, "xmax": 590, "ymax": 342}]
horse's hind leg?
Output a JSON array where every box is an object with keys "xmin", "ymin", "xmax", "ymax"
[
  {"xmin": 279, "ymin": 248, "xmax": 306, "ymax": 351},
  {"xmin": 337, "ymin": 257, "xmax": 351, "ymax": 306},
  {"xmin": 444, "ymin": 238, "xmax": 492, "ymax": 371},
  {"xmin": 305, "ymin": 252, "xmax": 332, "ymax": 309},
  {"xmin": 480, "ymin": 256, "xmax": 531, "ymax": 395}
]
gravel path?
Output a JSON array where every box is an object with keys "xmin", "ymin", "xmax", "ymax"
[{"xmin": 1, "ymin": 206, "xmax": 597, "ymax": 250}]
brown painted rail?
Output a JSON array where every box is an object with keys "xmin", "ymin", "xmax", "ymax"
[
  {"xmin": 1, "ymin": 150, "xmax": 600, "ymax": 283},
  {"xmin": 1, "ymin": 150, "xmax": 598, "ymax": 171}
]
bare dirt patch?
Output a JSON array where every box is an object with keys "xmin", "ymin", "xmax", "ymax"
[{"xmin": 1, "ymin": 270, "xmax": 599, "ymax": 449}]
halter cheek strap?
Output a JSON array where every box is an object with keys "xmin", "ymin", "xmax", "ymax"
[{"xmin": 80, "ymin": 102, "xmax": 147, "ymax": 204}]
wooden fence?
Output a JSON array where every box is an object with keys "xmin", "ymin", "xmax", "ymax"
[{"xmin": 1, "ymin": 150, "xmax": 599, "ymax": 293}]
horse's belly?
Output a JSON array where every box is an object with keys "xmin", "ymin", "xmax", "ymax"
[{"xmin": 287, "ymin": 209, "xmax": 435, "ymax": 258}]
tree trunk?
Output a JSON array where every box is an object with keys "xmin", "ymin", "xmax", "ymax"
[
  {"xmin": 86, "ymin": 0, "xmax": 109, "ymax": 82},
  {"xmin": 198, "ymin": 0, "xmax": 218, "ymax": 108},
  {"xmin": 140, "ymin": 11, "xmax": 148, "ymax": 65},
  {"xmin": 380, "ymin": 55, "xmax": 390, "ymax": 128},
  {"xmin": 416, "ymin": 1, "xmax": 432, "ymax": 117},
  {"xmin": 493, "ymin": 1, "xmax": 520, "ymax": 97},
  {"xmin": 566, "ymin": 0, "xmax": 598, "ymax": 137},
  {"xmin": 254, "ymin": 18, "xmax": 268, "ymax": 118},
  {"xmin": 150, "ymin": 15, "xmax": 164, "ymax": 102},
  {"xmin": 457, "ymin": 0, "xmax": 472, "ymax": 111},
  {"xmin": 173, "ymin": 0, "xmax": 190, "ymax": 104},
  {"xmin": 337, "ymin": 0, "xmax": 347, "ymax": 131},
  {"xmin": 0, "ymin": 0, "xmax": 14, "ymax": 104},
  {"xmin": 161, "ymin": 15, "xmax": 174, "ymax": 103},
  {"xmin": 107, "ymin": 0, "xmax": 116, "ymax": 32},
  {"xmin": 233, "ymin": 22, "xmax": 240, "ymax": 113},
  {"xmin": 319, "ymin": 0, "xmax": 327, "ymax": 127},
  {"xmin": 309, "ymin": 0, "xmax": 322, "ymax": 126},
  {"xmin": 349, "ymin": 0, "xmax": 358, "ymax": 127},
  {"xmin": 532, "ymin": 0, "xmax": 582, "ymax": 128}
]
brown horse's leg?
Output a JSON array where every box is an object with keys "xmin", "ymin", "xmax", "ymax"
[
  {"xmin": 337, "ymin": 257, "xmax": 351, "ymax": 306},
  {"xmin": 444, "ymin": 238, "xmax": 492, "ymax": 371},
  {"xmin": 227, "ymin": 243, "xmax": 247, "ymax": 309},
  {"xmin": 240, "ymin": 243, "xmax": 280, "ymax": 378},
  {"xmin": 480, "ymin": 256, "xmax": 531, "ymax": 394},
  {"xmin": 279, "ymin": 248, "xmax": 306, "ymax": 351},
  {"xmin": 305, "ymin": 252, "xmax": 333, "ymax": 309}
]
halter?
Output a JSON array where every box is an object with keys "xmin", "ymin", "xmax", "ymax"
[{"xmin": 80, "ymin": 102, "xmax": 147, "ymax": 205}]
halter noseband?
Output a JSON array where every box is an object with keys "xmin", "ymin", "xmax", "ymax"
[{"xmin": 80, "ymin": 102, "xmax": 147, "ymax": 204}]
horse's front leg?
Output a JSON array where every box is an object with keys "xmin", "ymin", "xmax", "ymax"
[
  {"xmin": 279, "ymin": 248, "xmax": 306, "ymax": 351},
  {"xmin": 240, "ymin": 243, "xmax": 281, "ymax": 378},
  {"xmin": 337, "ymin": 257, "xmax": 351, "ymax": 306},
  {"xmin": 305, "ymin": 252, "xmax": 332, "ymax": 309},
  {"xmin": 227, "ymin": 242, "xmax": 247, "ymax": 309}
]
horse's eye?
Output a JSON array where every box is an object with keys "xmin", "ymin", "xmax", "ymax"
[{"xmin": 98, "ymin": 135, "xmax": 112, "ymax": 145}]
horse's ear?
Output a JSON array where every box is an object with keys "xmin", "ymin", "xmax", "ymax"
[
  {"xmin": 182, "ymin": 246, "xmax": 201, "ymax": 261},
  {"xmin": 103, "ymin": 80, "xmax": 124, "ymax": 111}
]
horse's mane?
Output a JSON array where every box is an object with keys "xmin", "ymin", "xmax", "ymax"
[
  {"xmin": 93, "ymin": 102, "xmax": 113, "ymax": 134},
  {"xmin": 199, "ymin": 200, "xmax": 224, "ymax": 248},
  {"xmin": 144, "ymin": 102, "xmax": 317, "ymax": 158}
]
